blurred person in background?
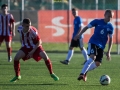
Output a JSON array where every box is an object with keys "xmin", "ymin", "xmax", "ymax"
[
  {"xmin": 0, "ymin": 4, "xmax": 15, "ymax": 62},
  {"xmin": 60, "ymin": 8, "xmax": 88, "ymax": 65}
]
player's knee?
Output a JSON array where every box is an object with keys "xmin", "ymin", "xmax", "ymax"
[
  {"xmin": 95, "ymin": 61, "xmax": 101, "ymax": 66},
  {"xmin": 90, "ymin": 55, "xmax": 96, "ymax": 60},
  {"xmin": 14, "ymin": 56, "xmax": 20, "ymax": 61},
  {"xmin": 40, "ymin": 51, "xmax": 48, "ymax": 61}
]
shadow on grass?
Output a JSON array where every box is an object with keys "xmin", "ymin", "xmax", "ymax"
[
  {"xmin": 0, "ymin": 83, "xmax": 68, "ymax": 86},
  {"xmin": 0, "ymin": 83, "xmax": 103, "ymax": 87},
  {"xmin": 76, "ymin": 84, "xmax": 102, "ymax": 86}
]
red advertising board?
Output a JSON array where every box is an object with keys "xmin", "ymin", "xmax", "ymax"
[{"xmin": 38, "ymin": 10, "xmax": 120, "ymax": 43}]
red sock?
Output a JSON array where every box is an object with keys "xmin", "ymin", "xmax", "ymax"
[
  {"xmin": 14, "ymin": 60, "xmax": 20, "ymax": 76},
  {"xmin": 45, "ymin": 59, "xmax": 53, "ymax": 74},
  {"xmin": 7, "ymin": 47, "xmax": 12, "ymax": 58}
]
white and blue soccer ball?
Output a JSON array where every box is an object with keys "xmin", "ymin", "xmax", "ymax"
[{"xmin": 100, "ymin": 75, "xmax": 111, "ymax": 85}]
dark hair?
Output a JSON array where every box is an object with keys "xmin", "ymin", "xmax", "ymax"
[
  {"xmin": 23, "ymin": 18, "xmax": 31, "ymax": 24},
  {"xmin": 105, "ymin": 9, "xmax": 112, "ymax": 14},
  {"xmin": 72, "ymin": 8, "xmax": 77, "ymax": 11},
  {"xmin": 1, "ymin": 4, "xmax": 8, "ymax": 9}
]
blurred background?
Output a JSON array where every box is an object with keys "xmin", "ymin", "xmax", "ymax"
[{"xmin": 0, "ymin": 0, "xmax": 120, "ymax": 54}]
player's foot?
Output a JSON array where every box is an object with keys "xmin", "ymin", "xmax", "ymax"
[
  {"xmin": 81, "ymin": 60, "xmax": 87, "ymax": 65},
  {"xmin": 77, "ymin": 73, "xmax": 87, "ymax": 82},
  {"xmin": 10, "ymin": 76, "xmax": 21, "ymax": 82},
  {"xmin": 60, "ymin": 60, "xmax": 69, "ymax": 65},
  {"xmin": 50, "ymin": 73, "xmax": 59, "ymax": 81},
  {"xmin": 8, "ymin": 56, "xmax": 12, "ymax": 62}
]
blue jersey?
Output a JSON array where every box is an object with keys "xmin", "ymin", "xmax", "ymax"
[
  {"xmin": 72, "ymin": 16, "xmax": 83, "ymax": 39},
  {"xmin": 88, "ymin": 19, "xmax": 114, "ymax": 49}
]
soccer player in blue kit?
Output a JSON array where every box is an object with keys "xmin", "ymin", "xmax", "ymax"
[
  {"xmin": 60, "ymin": 8, "xmax": 88, "ymax": 65},
  {"xmin": 74, "ymin": 9, "xmax": 114, "ymax": 81}
]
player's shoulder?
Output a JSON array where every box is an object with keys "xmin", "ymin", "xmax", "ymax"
[
  {"xmin": 30, "ymin": 26, "xmax": 38, "ymax": 31},
  {"xmin": 75, "ymin": 16, "xmax": 83, "ymax": 23},
  {"xmin": 7, "ymin": 13, "xmax": 13, "ymax": 16},
  {"xmin": 108, "ymin": 22, "xmax": 114, "ymax": 30},
  {"xmin": 17, "ymin": 25, "xmax": 23, "ymax": 31},
  {"xmin": 76, "ymin": 16, "xmax": 82, "ymax": 20},
  {"xmin": 91, "ymin": 19, "xmax": 103, "ymax": 24},
  {"xmin": 93, "ymin": 18, "xmax": 102, "ymax": 22}
]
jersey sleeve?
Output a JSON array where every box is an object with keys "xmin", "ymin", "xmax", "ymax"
[
  {"xmin": 108, "ymin": 24, "xmax": 114, "ymax": 38},
  {"xmin": 17, "ymin": 26, "xmax": 22, "ymax": 33},
  {"xmin": 10, "ymin": 14, "xmax": 15, "ymax": 23},
  {"xmin": 78, "ymin": 17, "xmax": 83, "ymax": 27},
  {"xmin": 31, "ymin": 26, "xmax": 40, "ymax": 43},
  {"xmin": 87, "ymin": 19, "xmax": 98, "ymax": 28}
]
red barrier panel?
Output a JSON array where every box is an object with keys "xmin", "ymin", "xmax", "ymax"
[{"xmin": 38, "ymin": 10, "xmax": 120, "ymax": 43}]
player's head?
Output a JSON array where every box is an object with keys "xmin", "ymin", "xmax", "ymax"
[
  {"xmin": 1, "ymin": 4, "xmax": 8, "ymax": 13},
  {"xmin": 22, "ymin": 18, "xmax": 31, "ymax": 32},
  {"xmin": 72, "ymin": 8, "xmax": 78, "ymax": 17},
  {"xmin": 104, "ymin": 9, "xmax": 114, "ymax": 22}
]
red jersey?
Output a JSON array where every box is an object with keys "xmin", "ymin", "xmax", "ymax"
[
  {"xmin": 0, "ymin": 13, "xmax": 14, "ymax": 36},
  {"xmin": 17, "ymin": 25, "xmax": 40, "ymax": 48}
]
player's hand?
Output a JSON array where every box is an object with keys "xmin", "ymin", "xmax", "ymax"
[
  {"xmin": 12, "ymin": 32, "xmax": 15, "ymax": 37},
  {"xmin": 27, "ymin": 51, "xmax": 34, "ymax": 58},
  {"xmin": 106, "ymin": 52, "xmax": 111, "ymax": 61}
]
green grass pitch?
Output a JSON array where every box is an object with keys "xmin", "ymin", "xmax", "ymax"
[{"xmin": 0, "ymin": 52, "xmax": 120, "ymax": 90}]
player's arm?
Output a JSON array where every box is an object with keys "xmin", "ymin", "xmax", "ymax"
[
  {"xmin": 11, "ymin": 22, "xmax": 15, "ymax": 36},
  {"xmin": 27, "ymin": 38, "xmax": 41, "ymax": 58},
  {"xmin": 75, "ymin": 17, "xmax": 83, "ymax": 36},
  {"xmin": 17, "ymin": 26, "xmax": 22, "ymax": 44},
  {"xmin": 78, "ymin": 26, "xmax": 89, "ymax": 37},
  {"xmin": 19, "ymin": 35, "xmax": 22, "ymax": 44},
  {"xmin": 74, "ymin": 19, "xmax": 97, "ymax": 40},
  {"xmin": 31, "ymin": 39, "xmax": 42, "ymax": 53},
  {"xmin": 10, "ymin": 14, "xmax": 15, "ymax": 36},
  {"xmin": 74, "ymin": 26, "xmax": 89, "ymax": 40},
  {"xmin": 106, "ymin": 34, "xmax": 113, "ymax": 60}
]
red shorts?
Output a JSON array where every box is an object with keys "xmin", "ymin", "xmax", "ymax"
[
  {"xmin": 20, "ymin": 45, "xmax": 44, "ymax": 62},
  {"xmin": 0, "ymin": 36, "xmax": 12, "ymax": 42}
]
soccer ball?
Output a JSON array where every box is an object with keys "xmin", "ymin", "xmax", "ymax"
[{"xmin": 100, "ymin": 75, "xmax": 111, "ymax": 85}]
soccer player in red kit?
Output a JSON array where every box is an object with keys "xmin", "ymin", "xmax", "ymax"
[
  {"xmin": 0, "ymin": 4, "xmax": 15, "ymax": 62},
  {"xmin": 10, "ymin": 18, "xmax": 59, "ymax": 82}
]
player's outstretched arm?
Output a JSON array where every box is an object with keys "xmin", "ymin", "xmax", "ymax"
[{"xmin": 74, "ymin": 26, "xmax": 88, "ymax": 40}]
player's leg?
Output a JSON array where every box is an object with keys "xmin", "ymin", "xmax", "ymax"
[
  {"xmin": 66, "ymin": 46, "xmax": 74, "ymax": 62},
  {"xmin": 78, "ymin": 43, "xmax": 97, "ymax": 81},
  {"xmin": 60, "ymin": 39, "xmax": 75, "ymax": 65},
  {"xmin": 79, "ymin": 38, "xmax": 89, "ymax": 64},
  {"xmin": 87, "ymin": 48, "xmax": 103, "ymax": 71},
  {"xmin": 79, "ymin": 48, "xmax": 103, "ymax": 81},
  {"xmin": 10, "ymin": 50, "xmax": 25, "ymax": 82},
  {"xmin": 87, "ymin": 47, "xmax": 103, "ymax": 71},
  {"xmin": 60, "ymin": 46, "xmax": 74, "ymax": 65},
  {"xmin": 0, "ymin": 36, "xmax": 4, "ymax": 58},
  {"xmin": 39, "ymin": 51, "xmax": 59, "ymax": 81},
  {"xmin": 5, "ymin": 36, "xmax": 12, "ymax": 62},
  {"xmin": 0, "ymin": 36, "xmax": 4, "ymax": 46}
]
